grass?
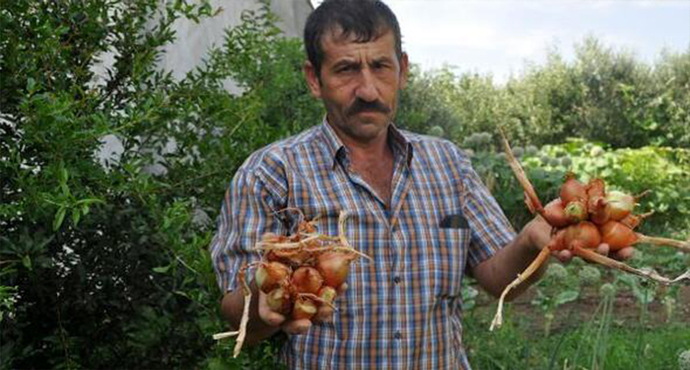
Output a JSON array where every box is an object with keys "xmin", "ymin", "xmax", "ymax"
[
  {"xmin": 464, "ymin": 307, "xmax": 689, "ymax": 370},
  {"xmin": 462, "ymin": 250, "xmax": 690, "ymax": 370}
]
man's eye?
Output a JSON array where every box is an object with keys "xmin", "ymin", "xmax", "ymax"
[{"xmin": 373, "ymin": 61, "xmax": 391, "ymax": 70}]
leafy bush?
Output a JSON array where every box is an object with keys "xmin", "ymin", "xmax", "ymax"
[
  {"xmin": 402, "ymin": 37, "xmax": 690, "ymax": 149},
  {"xmin": 0, "ymin": 1, "xmax": 318, "ymax": 368},
  {"xmin": 397, "ymin": 65, "xmax": 462, "ymax": 138}
]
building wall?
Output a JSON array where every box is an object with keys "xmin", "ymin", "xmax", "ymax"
[
  {"xmin": 97, "ymin": 0, "xmax": 313, "ymax": 176},
  {"xmin": 159, "ymin": 0, "xmax": 312, "ymax": 80}
]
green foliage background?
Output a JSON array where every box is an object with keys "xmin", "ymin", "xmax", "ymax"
[{"xmin": 1, "ymin": 1, "xmax": 688, "ymax": 369}]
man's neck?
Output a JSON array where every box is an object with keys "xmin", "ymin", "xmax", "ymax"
[
  {"xmin": 331, "ymin": 126, "xmax": 395, "ymax": 207},
  {"xmin": 326, "ymin": 119, "xmax": 391, "ymax": 162},
  {"xmin": 346, "ymin": 134, "xmax": 390, "ymax": 164}
]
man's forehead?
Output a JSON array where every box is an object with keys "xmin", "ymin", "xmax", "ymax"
[{"xmin": 321, "ymin": 25, "xmax": 390, "ymax": 49}]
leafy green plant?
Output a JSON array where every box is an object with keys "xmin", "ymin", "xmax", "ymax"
[
  {"xmin": 1, "ymin": 1, "xmax": 318, "ymax": 368},
  {"xmin": 530, "ymin": 263, "xmax": 580, "ymax": 336},
  {"xmin": 680, "ymin": 349, "xmax": 690, "ymax": 370}
]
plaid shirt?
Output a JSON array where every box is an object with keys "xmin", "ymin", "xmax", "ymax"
[{"xmin": 210, "ymin": 120, "xmax": 516, "ymax": 369}]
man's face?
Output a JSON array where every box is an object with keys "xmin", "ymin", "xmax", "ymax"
[{"xmin": 304, "ymin": 29, "xmax": 408, "ymax": 144}]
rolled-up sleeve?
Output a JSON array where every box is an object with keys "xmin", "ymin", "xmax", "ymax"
[
  {"xmin": 209, "ymin": 165, "xmax": 287, "ymax": 293},
  {"xmin": 458, "ymin": 152, "xmax": 517, "ymax": 268}
]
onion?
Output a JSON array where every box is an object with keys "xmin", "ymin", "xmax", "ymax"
[
  {"xmin": 291, "ymin": 266, "xmax": 323, "ymax": 294},
  {"xmin": 316, "ymin": 251, "xmax": 356, "ymax": 287},
  {"xmin": 599, "ymin": 220, "xmax": 637, "ymax": 251},
  {"xmin": 291, "ymin": 297, "xmax": 317, "ymax": 320},
  {"xmin": 619, "ymin": 212, "xmax": 653, "ymax": 230},
  {"xmin": 589, "ymin": 197, "xmax": 611, "ymax": 225},
  {"xmin": 585, "ymin": 178, "xmax": 609, "ymax": 224},
  {"xmin": 317, "ymin": 286, "xmax": 338, "ymax": 305},
  {"xmin": 266, "ymin": 249, "xmax": 312, "ymax": 267},
  {"xmin": 560, "ymin": 173, "xmax": 587, "ymax": 206},
  {"xmin": 255, "ymin": 262, "xmax": 291, "ymax": 293},
  {"xmin": 543, "ymin": 199, "xmax": 571, "ymax": 228},
  {"xmin": 564, "ymin": 200, "xmax": 588, "ymax": 223},
  {"xmin": 586, "ymin": 178, "xmax": 606, "ymax": 201},
  {"xmin": 265, "ymin": 287, "xmax": 291, "ymax": 315},
  {"xmin": 546, "ymin": 228, "xmax": 567, "ymax": 251},
  {"xmin": 605, "ymin": 191, "xmax": 636, "ymax": 221},
  {"xmin": 619, "ymin": 214, "xmax": 641, "ymax": 229},
  {"xmin": 564, "ymin": 221, "xmax": 601, "ymax": 250}
]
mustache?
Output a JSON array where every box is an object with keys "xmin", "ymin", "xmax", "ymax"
[{"xmin": 345, "ymin": 99, "xmax": 391, "ymax": 116}]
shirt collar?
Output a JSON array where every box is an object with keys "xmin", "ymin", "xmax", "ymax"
[
  {"xmin": 318, "ymin": 117, "xmax": 346, "ymax": 169},
  {"xmin": 319, "ymin": 117, "xmax": 414, "ymax": 169},
  {"xmin": 388, "ymin": 123, "xmax": 414, "ymax": 167}
]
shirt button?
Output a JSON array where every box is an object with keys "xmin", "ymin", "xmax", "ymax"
[
  {"xmin": 393, "ymin": 276, "xmax": 401, "ymax": 284},
  {"xmin": 394, "ymin": 332, "xmax": 402, "ymax": 340}
]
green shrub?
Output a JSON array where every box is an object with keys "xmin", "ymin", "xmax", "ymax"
[
  {"xmin": 0, "ymin": 1, "xmax": 318, "ymax": 368},
  {"xmin": 407, "ymin": 37, "xmax": 690, "ymax": 149}
]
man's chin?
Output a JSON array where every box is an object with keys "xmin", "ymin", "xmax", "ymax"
[
  {"xmin": 347, "ymin": 120, "xmax": 390, "ymax": 141},
  {"xmin": 349, "ymin": 113, "xmax": 389, "ymax": 127}
]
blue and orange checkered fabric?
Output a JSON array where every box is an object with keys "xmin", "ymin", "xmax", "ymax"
[{"xmin": 210, "ymin": 119, "xmax": 516, "ymax": 369}]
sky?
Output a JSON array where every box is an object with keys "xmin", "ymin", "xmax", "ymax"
[{"xmin": 310, "ymin": 0, "xmax": 690, "ymax": 83}]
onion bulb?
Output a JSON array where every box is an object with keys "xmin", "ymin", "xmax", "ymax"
[
  {"xmin": 605, "ymin": 191, "xmax": 636, "ymax": 221},
  {"xmin": 599, "ymin": 220, "xmax": 637, "ymax": 251},
  {"xmin": 291, "ymin": 297, "xmax": 317, "ymax": 320},
  {"xmin": 560, "ymin": 173, "xmax": 587, "ymax": 206},
  {"xmin": 316, "ymin": 251, "xmax": 356, "ymax": 287},
  {"xmin": 291, "ymin": 267, "xmax": 323, "ymax": 294},
  {"xmin": 317, "ymin": 286, "xmax": 338, "ymax": 305},
  {"xmin": 543, "ymin": 199, "xmax": 571, "ymax": 228},
  {"xmin": 255, "ymin": 262, "xmax": 291, "ymax": 293},
  {"xmin": 564, "ymin": 221, "xmax": 601, "ymax": 250},
  {"xmin": 564, "ymin": 200, "xmax": 588, "ymax": 223},
  {"xmin": 265, "ymin": 287, "xmax": 291, "ymax": 314}
]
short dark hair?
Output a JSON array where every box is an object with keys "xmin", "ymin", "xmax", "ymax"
[{"xmin": 304, "ymin": 0, "xmax": 403, "ymax": 77}]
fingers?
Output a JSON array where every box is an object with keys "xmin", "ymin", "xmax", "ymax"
[
  {"xmin": 554, "ymin": 244, "xmax": 609, "ymax": 263},
  {"xmin": 612, "ymin": 246, "xmax": 635, "ymax": 261},
  {"xmin": 260, "ymin": 284, "xmax": 346, "ymax": 334},
  {"xmin": 258, "ymin": 290, "xmax": 286, "ymax": 327},
  {"xmin": 259, "ymin": 292, "xmax": 313, "ymax": 335},
  {"xmin": 282, "ymin": 319, "xmax": 312, "ymax": 335},
  {"xmin": 596, "ymin": 243, "xmax": 610, "ymax": 256},
  {"xmin": 314, "ymin": 283, "xmax": 347, "ymax": 323},
  {"xmin": 313, "ymin": 305, "xmax": 334, "ymax": 323},
  {"xmin": 552, "ymin": 244, "xmax": 635, "ymax": 266},
  {"xmin": 595, "ymin": 243, "xmax": 635, "ymax": 261},
  {"xmin": 553, "ymin": 249, "xmax": 573, "ymax": 263}
]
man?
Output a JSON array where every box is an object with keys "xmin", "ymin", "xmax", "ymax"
[{"xmin": 210, "ymin": 1, "xmax": 630, "ymax": 368}]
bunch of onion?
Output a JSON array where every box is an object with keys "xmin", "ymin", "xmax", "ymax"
[
  {"xmin": 490, "ymin": 130, "xmax": 690, "ymax": 331},
  {"xmin": 213, "ymin": 211, "xmax": 370, "ymax": 357}
]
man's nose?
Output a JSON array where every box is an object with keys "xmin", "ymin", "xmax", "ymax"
[{"xmin": 355, "ymin": 69, "xmax": 378, "ymax": 102}]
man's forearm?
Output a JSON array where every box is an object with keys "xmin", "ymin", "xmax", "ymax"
[
  {"xmin": 472, "ymin": 218, "xmax": 550, "ymax": 300},
  {"xmin": 221, "ymin": 285, "xmax": 281, "ymax": 346}
]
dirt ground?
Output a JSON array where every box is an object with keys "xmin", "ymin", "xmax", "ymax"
[{"xmin": 474, "ymin": 284, "xmax": 690, "ymax": 333}]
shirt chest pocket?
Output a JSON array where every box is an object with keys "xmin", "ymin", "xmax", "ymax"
[{"xmin": 426, "ymin": 227, "xmax": 471, "ymax": 298}]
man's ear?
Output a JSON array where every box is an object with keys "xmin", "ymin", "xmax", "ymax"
[
  {"xmin": 303, "ymin": 61, "xmax": 322, "ymax": 98},
  {"xmin": 399, "ymin": 52, "xmax": 410, "ymax": 90}
]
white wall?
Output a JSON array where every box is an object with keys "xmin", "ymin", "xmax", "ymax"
[
  {"xmin": 97, "ymin": 0, "xmax": 313, "ymax": 180},
  {"xmin": 159, "ymin": 0, "xmax": 312, "ymax": 80}
]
